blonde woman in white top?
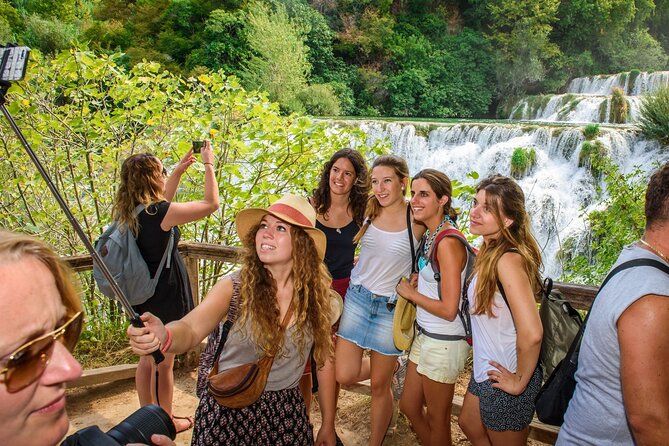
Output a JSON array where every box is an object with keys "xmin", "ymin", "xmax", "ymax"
[
  {"xmin": 336, "ymin": 155, "xmax": 422, "ymax": 446},
  {"xmin": 396, "ymin": 169, "xmax": 471, "ymax": 446}
]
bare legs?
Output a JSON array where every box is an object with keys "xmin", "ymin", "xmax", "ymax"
[
  {"xmin": 459, "ymin": 391, "xmax": 528, "ymax": 446},
  {"xmin": 135, "ymin": 353, "xmax": 191, "ymax": 431},
  {"xmin": 399, "ymin": 361, "xmax": 456, "ymax": 446},
  {"xmin": 336, "ymin": 338, "xmax": 396, "ymax": 446}
]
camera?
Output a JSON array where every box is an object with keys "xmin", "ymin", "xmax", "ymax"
[
  {"xmin": 61, "ymin": 404, "xmax": 176, "ymax": 446},
  {"xmin": 192, "ymin": 140, "xmax": 204, "ymax": 154},
  {"xmin": 0, "ymin": 45, "xmax": 30, "ymax": 82}
]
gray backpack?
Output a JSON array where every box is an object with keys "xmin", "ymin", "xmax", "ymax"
[{"xmin": 93, "ymin": 204, "xmax": 174, "ymax": 306}]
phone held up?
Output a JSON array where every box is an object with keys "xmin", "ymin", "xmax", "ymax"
[{"xmin": 192, "ymin": 140, "xmax": 204, "ymax": 154}]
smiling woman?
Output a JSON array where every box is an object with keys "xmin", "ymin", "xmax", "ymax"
[{"xmin": 0, "ymin": 231, "xmax": 83, "ymax": 446}]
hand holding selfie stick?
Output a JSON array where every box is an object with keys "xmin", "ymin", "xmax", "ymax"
[{"xmin": 0, "ymin": 45, "xmax": 164, "ymax": 365}]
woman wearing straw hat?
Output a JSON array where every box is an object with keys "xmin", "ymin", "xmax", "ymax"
[
  {"xmin": 395, "ymin": 169, "xmax": 472, "ymax": 446},
  {"xmin": 127, "ymin": 194, "xmax": 338, "ymax": 446},
  {"xmin": 335, "ymin": 155, "xmax": 422, "ymax": 446}
]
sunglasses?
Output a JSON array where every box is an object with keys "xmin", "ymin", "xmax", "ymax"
[{"xmin": 0, "ymin": 311, "xmax": 83, "ymax": 393}]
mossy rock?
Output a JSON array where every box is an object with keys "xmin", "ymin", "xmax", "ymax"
[
  {"xmin": 598, "ymin": 100, "xmax": 608, "ymax": 122},
  {"xmin": 611, "ymin": 87, "xmax": 628, "ymax": 124},
  {"xmin": 628, "ymin": 69, "xmax": 641, "ymax": 94},
  {"xmin": 579, "ymin": 141, "xmax": 608, "ymax": 177},
  {"xmin": 510, "ymin": 147, "xmax": 537, "ymax": 179}
]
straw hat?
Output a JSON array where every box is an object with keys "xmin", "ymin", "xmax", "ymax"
[
  {"xmin": 329, "ymin": 289, "xmax": 344, "ymax": 325},
  {"xmin": 235, "ymin": 194, "xmax": 327, "ymax": 260},
  {"xmin": 392, "ymin": 295, "xmax": 416, "ymax": 351}
]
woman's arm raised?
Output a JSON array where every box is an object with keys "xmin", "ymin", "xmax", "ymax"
[{"xmin": 161, "ymin": 140, "xmax": 219, "ymax": 231}]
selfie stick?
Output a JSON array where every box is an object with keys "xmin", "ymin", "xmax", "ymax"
[{"xmin": 0, "ymin": 47, "xmax": 164, "ymax": 365}]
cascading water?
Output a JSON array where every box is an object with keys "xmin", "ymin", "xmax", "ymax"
[
  {"xmin": 352, "ymin": 120, "xmax": 667, "ymax": 279},
  {"xmin": 509, "ymin": 71, "xmax": 669, "ymax": 123}
]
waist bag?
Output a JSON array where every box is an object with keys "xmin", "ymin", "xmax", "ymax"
[
  {"xmin": 534, "ymin": 258, "xmax": 669, "ymax": 426},
  {"xmin": 207, "ymin": 301, "xmax": 295, "ymax": 409}
]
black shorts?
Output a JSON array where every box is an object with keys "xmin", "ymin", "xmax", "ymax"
[{"xmin": 467, "ymin": 366, "xmax": 542, "ymax": 431}]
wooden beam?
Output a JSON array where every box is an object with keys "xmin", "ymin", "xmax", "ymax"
[
  {"xmin": 70, "ymin": 363, "xmax": 137, "ymax": 389},
  {"xmin": 185, "ymin": 255, "xmax": 200, "ymax": 306}
]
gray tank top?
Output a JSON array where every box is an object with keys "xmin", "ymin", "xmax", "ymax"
[
  {"xmin": 558, "ymin": 244, "xmax": 669, "ymax": 445},
  {"xmin": 216, "ymin": 278, "xmax": 313, "ymax": 391}
]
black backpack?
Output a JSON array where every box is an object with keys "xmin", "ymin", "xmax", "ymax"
[{"xmin": 534, "ymin": 258, "xmax": 669, "ymax": 426}]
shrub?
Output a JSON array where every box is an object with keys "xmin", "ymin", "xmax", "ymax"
[
  {"xmin": 610, "ymin": 87, "xmax": 628, "ymax": 124},
  {"xmin": 510, "ymin": 147, "xmax": 537, "ymax": 178},
  {"xmin": 638, "ymin": 86, "xmax": 669, "ymax": 146},
  {"xmin": 628, "ymin": 69, "xmax": 641, "ymax": 94},
  {"xmin": 21, "ymin": 14, "xmax": 80, "ymax": 54},
  {"xmin": 296, "ymin": 83, "xmax": 341, "ymax": 116},
  {"xmin": 578, "ymin": 141, "xmax": 607, "ymax": 177},
  {"xmin": 583, "ymin": 124, "xmax": 600, "ymax": 140}
]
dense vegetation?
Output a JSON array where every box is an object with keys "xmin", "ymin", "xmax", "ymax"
[
  {"xmin": 0, "ymin": 50, "xmax": 384, "ymax": 365},
  {"xmin": 1, "ymin": 0, "xmax": 667, "ymax": 118}
]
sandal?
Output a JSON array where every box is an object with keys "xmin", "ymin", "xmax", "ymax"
[{"xmin": 172, "ymin": 415, "xmax": 194, "ymax": 433}]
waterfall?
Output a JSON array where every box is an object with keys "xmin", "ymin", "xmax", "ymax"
[
  {"xmin": 353, "ymin": 120, "xmax": 668, "ymax": 278},
  {"xmin": 567, "ymin": 71, "xmax": 669, "ymax": 95}
]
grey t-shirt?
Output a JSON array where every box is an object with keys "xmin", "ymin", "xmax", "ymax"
[
  {"xmin": 217, "ymin": 317, "xmax": 313, "ymax": 392},
  {"xmin": 557, "ymin": 244, "xmax": 669, "ymax": 445}
]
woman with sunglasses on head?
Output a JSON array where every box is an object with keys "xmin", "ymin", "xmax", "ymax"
[
  {"xmin": 128, "ymin": 194, "xmax": 338, "ymax": 446},
  {"xmin": 0, "ymin": 231, "xmax": 176, "ymax": 446},
  {"xmin": 395, "ymin": 169, "xmax": 471, "ymax": 446},
  {"xmin": 301, "ymin": 149, "xmax": 369, "ymax": 415},
  {"xmin": 335, "ymin": 155, "xmax": 422, "ymax": 446},
  {"xmin": 115, "ymin": 143, "xmax": 219, "ymax": 433},
  {"xmin": 457, "ymin": 175, "xmax": 543, "ymax": 446}
]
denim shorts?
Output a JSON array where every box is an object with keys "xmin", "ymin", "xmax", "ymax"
[
  {"xmin": 467, "ymin": 366, "xmax": 543, "ymax": 431},
  {"xmin": 337, "ymin": 284, "xmax": 402, "ymax": 356}
]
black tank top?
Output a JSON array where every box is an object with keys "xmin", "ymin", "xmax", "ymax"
[{"xmin": 316, "ymin": 219, "xmax": 359, "ymax": 280}]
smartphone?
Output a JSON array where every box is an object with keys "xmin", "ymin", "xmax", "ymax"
[{"xmin": 192, "ymin": 140, "xmax": 204, "ymax": 154}]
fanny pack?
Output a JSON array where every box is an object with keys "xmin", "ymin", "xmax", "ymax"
[{"xmin": 207, "ymin": 301, "xmax": 295, "ymax": 409}]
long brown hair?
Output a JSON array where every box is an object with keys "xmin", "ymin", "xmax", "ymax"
[
  {"xmin": 472, "ymin": 175, "xmax": 542, "ymax": 316},
  {"xmin": 312, "ymin": 149, "xmax": 369, "ymax": 227},
  {"xmin": 411, "ymin": 169, "xmax": 458, "ymax": 224},
  {"xmin": 0, "ymin": 230, "xmax": 82, "ymax": 315},
  {"xmin": 112, "ymin": 153, "xmax": 165, "ymax": 234},
  {"xmin": 237, "ymin": 224, "xmax": 334, "ymax": 367},
  {"xmin": 353, "ymin": 155, "xmax": 410, "ymax": 243}
]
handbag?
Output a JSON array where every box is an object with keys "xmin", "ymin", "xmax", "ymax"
[
  {"xmin": 207, "ymin": 301, "xmax": 295, "ymax": 409},
  {"xmin": 535, "ymin": 258, "xmax": 669, "ymax": 426},
  {"xmin": 391, "ymin": 204, "xmax": 418, "ymax": 350}
]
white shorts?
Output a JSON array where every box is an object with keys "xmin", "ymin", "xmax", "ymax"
[{"xmin": 408, "ymin": 332, "xmax": 470, "ymax": 384}]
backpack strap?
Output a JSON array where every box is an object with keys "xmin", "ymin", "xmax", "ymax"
[
  {"xmin": 407, "ymin": 204, "xmax": 417, "ymax": 274},
  {"xmin": 213, "ymin": 274, "xmax": 242, "ymax": 362}
]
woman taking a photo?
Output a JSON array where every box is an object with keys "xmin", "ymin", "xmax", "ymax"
[
  {"xmin": 336, "ymin": 155, "xmax": 420, "ymax": 446},
  {"xmin": 396, "ymin": 169, "xmax": 471, "ymax": 446},
  {"xmin": 458, "ymin": 175, "xmax": 543, "ymax": 446},
  {"xmin": 114, "ymin": 142, "xmax": 219, "ymax": 432},
  {"xmin": 128, "ymin": 194, "xmax": 338, "ymax": 445}
]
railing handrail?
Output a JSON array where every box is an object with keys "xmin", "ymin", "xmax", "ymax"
[{"xmin": 62, "ymin": 241, "xmax": 598, "ymax": 310}]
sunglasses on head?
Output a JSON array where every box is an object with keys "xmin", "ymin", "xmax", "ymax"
[{"xmin": 0, "ymin": 311, "xmax": 83, "ymax": 393}]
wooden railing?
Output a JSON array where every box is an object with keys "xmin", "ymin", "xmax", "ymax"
[{"xmin": 64, "ymin": 242, "xmax": 599, "ymax": 444}]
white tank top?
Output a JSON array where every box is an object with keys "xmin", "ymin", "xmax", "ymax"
[
  {"xmin": 350, "ymin": 223, "xmax": 416, "ymax": 296},
  {"xmin": 468, "ymin": 275, "xmax": 517, "ymax": 383},
  {"xmin": 415, "ymin": 258, "xmax": 467, "ymax": 336}
]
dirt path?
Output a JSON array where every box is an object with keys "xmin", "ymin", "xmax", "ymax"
[{"xmin": 66, "ymin": 368, "xmax": 549, "ymax": 445}]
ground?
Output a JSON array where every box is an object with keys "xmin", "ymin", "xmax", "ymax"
[{"xmin": 66, "ymin": 367, "xmax": 550, "ymax": 445}]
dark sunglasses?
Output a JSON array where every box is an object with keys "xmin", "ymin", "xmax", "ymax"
[
  {"xmin": 0, "ymin": 311, "xmax": 83, "ymax": 393},
  {"xmin": 162, "ymin": 167, "xmax": 167, "ymax": 177}
]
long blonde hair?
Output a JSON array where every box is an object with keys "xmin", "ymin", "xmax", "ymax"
[
  {"xmin": 353, "ymin": 155, "xmax": 410, "ymax": 243},
  {"xmin": 0, "ymin": 230, "xmax": 82, "ymax": 315},
  {"xmin": 112, "ymin": 153, "xmax": 165, "ymax": 234},
  {"xmin": 472, "ymin": 175, "xmax": 542, "ymax": 316},
  {"xmin": 237, "ymin": 223, "xmax": 334, "ymax": 367}
]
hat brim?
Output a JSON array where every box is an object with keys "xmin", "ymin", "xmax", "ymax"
[
  {"xmin": 392, "ymin": 296, "xmax": 415, "ymax": 351},
  {"xmin": 235, "ymin": 208, "xmax": 327, "ymax": 261}
]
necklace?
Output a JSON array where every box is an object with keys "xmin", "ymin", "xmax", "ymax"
[
  {"xmin": 423, "ymin": 216, "xmax": 450, "ymax": 256},
  {"xmin": 336, "ymin": 228, "xmax": 341, "ymax": 234},
  {"xmin": 639, "ymin": 238, "xmax": 669, "ymax": 263}
]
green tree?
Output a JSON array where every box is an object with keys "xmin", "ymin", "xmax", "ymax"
[{"xmin": 241, "ymin": 3, "xmax": 311, "ymax": 113}]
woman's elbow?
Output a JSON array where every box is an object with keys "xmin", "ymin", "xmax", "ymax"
[
  {"xmin": 207, "ymin": 200, "xmax": 220, "ymax": 213},
  {"xmin": 442, "ymin": 310, "xmax": 458, "ymax": 322}
]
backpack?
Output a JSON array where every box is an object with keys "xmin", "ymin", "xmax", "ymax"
[
  {"xmin": 534, "ymin": 258, "xmax": 669, "ymax": 426},
  {"xmin": 418, "ymin": 228, "xmax": 477, "ymax": 344},
  {"xmin": 93, "ymin": 204, "xmax": 175, "ymax": 306}
]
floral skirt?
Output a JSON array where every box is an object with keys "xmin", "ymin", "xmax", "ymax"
[{"xmin": 191, "ymin": 386, "xmax": 313, "ymax": 446}]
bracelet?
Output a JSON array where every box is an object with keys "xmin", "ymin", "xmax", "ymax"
[
  {"xmin": 160, "ymin": 327, "xmax": 173, "ymax": 353},
  {"xmin": 203, "ymin": 162, "xmax": 214, "ymax": 167}
]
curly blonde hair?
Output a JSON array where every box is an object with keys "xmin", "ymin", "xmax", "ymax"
[
  {"xmin": 112, "ymin": 153, "xmax": 165, "ymax": 234},
  {"xmin": 237, "ymin": 223, "xmax": 334, "ymax": 367}
]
